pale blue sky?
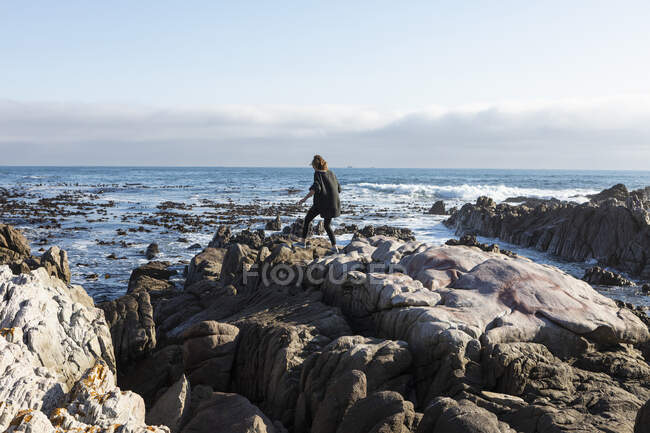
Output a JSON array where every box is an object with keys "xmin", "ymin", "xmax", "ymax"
[{"xmin": 1, "ymin": 1, "xmax": 650, "ymax": 167}]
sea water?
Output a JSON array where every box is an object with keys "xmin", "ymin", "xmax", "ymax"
[{"xmin": 2, "ymin": 166, "xmax": 650, "ymax": 305}]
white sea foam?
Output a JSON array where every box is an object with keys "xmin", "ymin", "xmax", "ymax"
[{"xmin": 348, "ymin": 182, "xmax": 598, "ymax": 204}]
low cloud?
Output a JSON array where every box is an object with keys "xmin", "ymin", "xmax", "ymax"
[{"xmin": 1, "ymin": 97, "xmax": 649, "ymax": 168}]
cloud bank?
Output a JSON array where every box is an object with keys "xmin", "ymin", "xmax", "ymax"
[{"xmin": 1, "ymin": 97, "xmax": 649, "ymax": 169}]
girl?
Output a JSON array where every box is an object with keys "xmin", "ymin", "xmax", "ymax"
[{"xmin": 296, "ymin": 155, "xmax": 341, "ymax": 250}]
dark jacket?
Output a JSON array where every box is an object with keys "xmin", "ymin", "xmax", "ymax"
[{"xmin": 310, "ymin": 170, "xmax": 341, "ymax": 218}]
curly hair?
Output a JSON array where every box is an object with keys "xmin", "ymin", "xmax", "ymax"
[{"xmin": 311, "ymin": 155, "xmax": 328, "ymax": 171}]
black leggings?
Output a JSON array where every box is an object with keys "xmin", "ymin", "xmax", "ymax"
[{"xmin": 302, "ymin": 207, "xmax": 336, "ymax": 245}]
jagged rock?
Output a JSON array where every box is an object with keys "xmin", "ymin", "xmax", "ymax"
[
  {"xmin": 444, "ymin": 184, "xmax": 650, "ymax": 278},
  {"xmin": 476, "ymin": 196, "xmax": 496, "ymax": 208},
  {"xmin": 146, "ymin": 242, "xmax": 160, "ymax": 259},
  {"xmin": 147, "ymin": 374, "xmax": 191, "ymax": 433},
  {"xmin": 99, "ymin": 290, "xmax": 156, "ymax": 369},
  {"xmin": 583, "ymin": 266, "xmax": 634, "ymax": 286},
  {"xmin": 446, "ymin": 234, "xmax": 516, "ymax": 257},
  {"xmin": 0, "ymin": 223, "xmax": 31, "ymax": 259},
  {"xmin": 295, "ymin": 336, "xmax": 413, "ymax": 433},
  {"xmin": 282, "ymin": 217, "xmax": 321, "ymax": 238},
  {"xmin": 0, "ymin": 334, "xmax": 65, "ymax": 431},
  {"xmin": 39, "ymin": 246, "xmax": 71, "ymax": 284},
  {"xmin": 427, "ymin": 200, "xmax": 447, "ymax": 215},
  {"xmin": 182, "ymin": 321, "xmax": 239, "ymax": 390},
  {"xmin": 231, "ymin": 228, "xmax": 266, "ymax": 250},
  {"xmin": 185, "ymin": 247, "xmax": 226, "ymax": 288},
  {"xmin": 128, "ymin": 261, "xmax": 177, "ymax": 293},
  {"xmin": 181, "ymin": 392, "xmax": 277, "ymax": 433},
  {"xmin": 355, "ymin": 225, "xmax": 416, "ymax": 242},
  {"xmin": 208, "ymin": 225, "xmax": 232, "ymax": 249},
  {"xmin": 125, "ymin": 233, "xmax": 650, "ymax": 433},
  {"xmin": 220, "ymin": 243, "xmax": 258, "ymax": 286},
  {"xmin": 0, "ymin": 266, "xmax": 164, "ymax": 432},
  {"xmin": 0, "ymin": 266, "xmax": 115, "ymax": 389},
  {"xmin": 45, "ymin": 362, "xmax": 170, "ymax": 432},
  {"xmin": 589, "ymin": 183, "xmax": 629, "ymax": 203},
  {"xmin": 266, "ymin": 215, "xmax": 282, "ymax": 231}
]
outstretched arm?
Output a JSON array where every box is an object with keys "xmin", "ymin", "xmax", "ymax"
[{"xmin": 297, "ymin": 189, "xmax": 314, "ymax": 205}]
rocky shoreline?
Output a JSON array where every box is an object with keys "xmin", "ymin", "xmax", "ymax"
[
  {"xmin": 444, "ymin": 184, "xmax": 650, "ymax": 282},
  {"xmin": 3, "ymin": 219, "xmax": 650, "ymax": 432}
]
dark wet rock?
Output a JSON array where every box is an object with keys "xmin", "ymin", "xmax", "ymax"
[
  {"xmin": 282, "ymin": 217, "xmax": 321, "ymax": 237},
  {"xmin": 427, "ymin": 200, "xmax": 447, "ymax": 215},
  {"xmin": 445, "ymin": 184, "xmax": 650, "ymax": 278},
  {"xmin": 589, "ymin": 183, "xmax": 629, "ymax": 203},
  {"xmin": 355, "ymin": 225, "xmax": 416, "ymax": 242},
  {"xmin": 445, "ymin": 234, "xmax": 516, "ymax": 257},
  {"xmin": 99, "ymin": 290, "xmax": 156, "ymax": 369},
  {"xmin": 146, "ymin": 242, "xmax": 160, "ymax": 259},
  {"xmin": 583, "ymin": 266, "xmax": 634, "ymax": 286},
  {"xmin": 334, "ymin": 223, "xmax": 359, "ymax": 235},
  {"xmin": 208, "ymin": 225, "xmax": 232, "ymax": 248},
  {"xmin": 187, "ymin": 243, "xmax": 202, "ymax": 250},
  {"xmin": 644, "ymin": 284, "xmax": 650, "ymax": 294},
  {"xmin": 231, "ymin": 228, "xmax": 266, "ymax": 249},
  {"xmin": 266, "ymin": 215, "xmax": 282, "ymax": 231},
  {"xmin": 128, "ymin": 261, "xmax": 177, "ymax": 293}
]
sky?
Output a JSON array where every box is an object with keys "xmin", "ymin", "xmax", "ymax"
[{"xmin": 1, "ymin": 0, "xmax": 650, "ymax": 168}]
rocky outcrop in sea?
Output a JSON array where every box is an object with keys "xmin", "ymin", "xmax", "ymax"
[
  {"xmin": 4, "ymin": 220, "xmax": 650, "ymax": 432},
  {"xmin": 444, "ymin": 184, "xmax": 650, "ymax": 279}
]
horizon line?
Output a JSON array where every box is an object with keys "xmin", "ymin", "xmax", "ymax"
[{"xmin": 2, "ymin": 164, "xmax": 650, "ymax": 173}]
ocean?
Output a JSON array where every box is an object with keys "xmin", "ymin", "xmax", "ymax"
[{"xmin": 2, "ymin": 166, "xmax": 650, "ymax": 306}]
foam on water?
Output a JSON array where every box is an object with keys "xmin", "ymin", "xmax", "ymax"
[{"xmin": 349, "ymin": 182, "xmax": 597, "ymax": 206}]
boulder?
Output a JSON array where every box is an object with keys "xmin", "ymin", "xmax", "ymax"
[
  {"xmin": 182, "ymin": 321, "xmax": 239, "ymax": 390},
  {"xmin": 266, "ymin": 215, "xmax": 282, "ymax": 231},
  {"xmin": 0, "ymin": 266, "xmax": 116, "ymax": 389},
  {"xmin": 295, "ymin": 336, "xmax": 413, "ymax": 433},
  {"xmin": 128, "ymin": 261, "xmax": 177, "ymax": 293},
  {"xmin": 0, "ymin": 223, "xmax": 30, "ymax": 259},
  {"xmin": 355, "ymin": 225, "xmax": 416, "ymax": 242},
  {"xmin": 336, "ymin": 391, "xmax": 418, "ymax": 433},
  {"xmin": 416, "ymin": 397, "xmax": 514, "ymax": 433},
  {"xmin": 146, "ymin": 242, "xmax": 160, "ymax": 259},
  {"xmin": 181, "ymin": 392, "xmax": 277, "ymax": 433},
  {"xmin": 99, "ymin": 290, "xmax": 156, "ymax": 369},
  {"xmin": 208, "ymin": 225, "xmax": 232, "ymax": 249},
  {"xmin": 583, "ymin": 266, "xmax": 634, "ymax": 286},
  {"xmin": 185, "ymin": 247, "xmax": 226, "ymax": 288},
  {"xmin": 39, "ymin": 246, "xmax": 71, "ymax": 284},
  {"xmin": 146, "ymin": 374, "xmax": 192, "ymax": 433},
  {"xmin": 427, "ymin": 200, "xmax": 447, "ymax": 215}
]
